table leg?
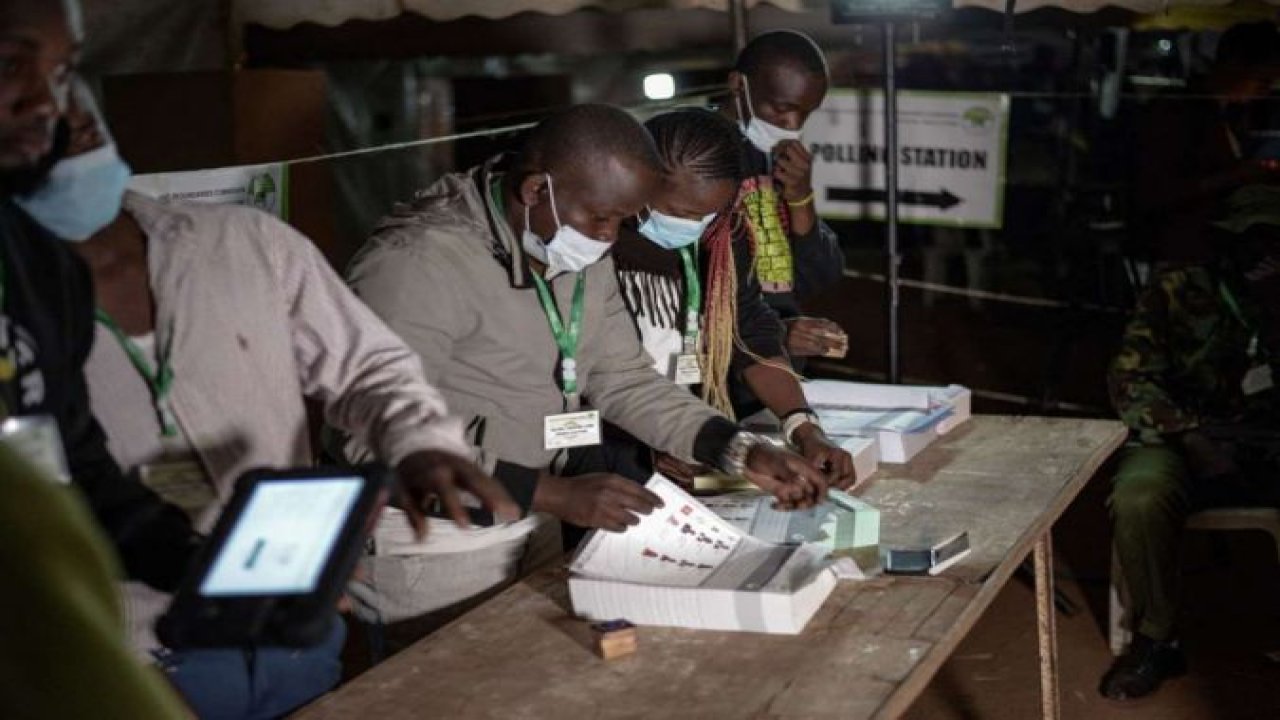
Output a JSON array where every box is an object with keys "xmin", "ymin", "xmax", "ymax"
[{"xmin": 1034, "ymin": 531, "xmax": 1060, "ymax": 720}]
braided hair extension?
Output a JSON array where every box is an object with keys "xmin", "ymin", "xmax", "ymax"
[
  {"xmin": 645, "ymin": 109, "xmax": 744, "ymax": 416},
  {"xmin": 699, "ymin": 209, "xmax": 738, "ymax": 417}
]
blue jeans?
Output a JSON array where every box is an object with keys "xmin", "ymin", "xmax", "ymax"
[{"xmin": 156, "ymin": 615, "xmax": 345, "ymax": 720}]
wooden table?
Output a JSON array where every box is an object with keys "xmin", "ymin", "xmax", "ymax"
[{"xmin": 296, "ymin": 415, "xmax": 1126, "ymax": 720}]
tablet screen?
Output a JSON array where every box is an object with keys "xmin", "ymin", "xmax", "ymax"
[{"xmin": 200, "ymin": 477, "xmax": 363, "ymax": 596}]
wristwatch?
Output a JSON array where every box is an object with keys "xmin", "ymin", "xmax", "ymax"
[
  {"xmin": 781, "ymin": 409, "xmax": 822, "ymax": 449},
  {"xmin": 718, "ymin": 431, "xmax": 770, "ymax": 476}
]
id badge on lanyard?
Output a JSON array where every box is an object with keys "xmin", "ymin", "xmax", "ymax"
[
  {"xmin": 532, "ymin": 272, "xmax": 601, "ymax": 450},
  {"xmin": 1221, "ymin": 282, "xmax": 1275, "ymax": 396},
  {"xmin": 671, "ymin": 246, "xmax": 703, "ymax": 386},
  {"xmin": 0, "ymin": 415, "xmax": 70, "ymax": 484}
]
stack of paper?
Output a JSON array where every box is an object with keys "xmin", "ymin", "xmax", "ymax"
[
  {"xmin": 744, "ymin": 381, "xmax": 971, "ymax": 464},
  {"xmin": 568, "ymin": 475, "xmax": 838, "ymax": 635}
]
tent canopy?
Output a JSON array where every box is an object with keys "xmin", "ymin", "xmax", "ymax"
[
  {"xmin": 236, "ymin": 0, "xmax": 807, "ymax": 29},
  {"xmin": 235, "ymin": 0, "xmax": 1278, "ymax": 27}
]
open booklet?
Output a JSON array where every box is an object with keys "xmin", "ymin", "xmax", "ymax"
[{"xmin": 568, "ymin": 474, "xmax": 838, "ymax": 635}]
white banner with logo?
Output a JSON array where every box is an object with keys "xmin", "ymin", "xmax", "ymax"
[
  {"xmin": 807, "ymin": 90, "xmax": 1009, "ymax": 228},
  {"xmin": 128, "ymin": 163, "xmax": 289, "ymax": 220}
]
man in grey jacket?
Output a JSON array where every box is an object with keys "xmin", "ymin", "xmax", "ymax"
[{"xmin": 347, "ymin": 104, "xmax": 828, "ymax": 627}]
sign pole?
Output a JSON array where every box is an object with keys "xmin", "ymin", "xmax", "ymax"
[{"xmin": 882, "ymin": 21, "xmax": 901, "ymax": 384}]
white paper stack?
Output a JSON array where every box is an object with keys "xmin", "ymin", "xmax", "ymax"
[
  {"xmin": 742, "ymin": 381, "xmax": 971, "ymax": 464},
  {"xmin": 568, "ymin": 475, "xmax": 838, "ymax": 635},
  {"xmin": 801, "ymin": 381, "xmax": 971, "ymax": 463}
]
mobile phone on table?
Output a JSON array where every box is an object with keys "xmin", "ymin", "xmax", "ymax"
[{"xmin": 157, "ymin": 465, "xmax": 389, "ymax": 649}]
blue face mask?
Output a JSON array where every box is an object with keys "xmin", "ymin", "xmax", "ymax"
[
  {"xmin": 637, "ymin": 208, "xmax": 716, "ymax": 250},
  {"xmin": 15, "ymin": 141, "xmax": 132, "ymax": 242}
]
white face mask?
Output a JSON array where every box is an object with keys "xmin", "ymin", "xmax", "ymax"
[
  {"xmin": 521, "ymin": 173, "xmax": 611, "ymax": 278},
  {"xmin": 738, "ymin": 75, "xmax": 803, "ymax": 154}
]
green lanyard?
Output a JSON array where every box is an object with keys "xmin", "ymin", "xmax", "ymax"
[
  {"xmin": 489, "ymin": 174, "xmax": 587, "ymax": 403},
  {"xmin": 95, "ymin": 309, "xmax": 179, "ymax": 438},
  {"xmin": 530, "ymin": 272, "xmax": 586, "ymax": 405},
  {"xmin": 677, "ymin": 246, "xmax": 701, "ymax": 353},
  {"xmin": 1218, "ymin": 280, "xmax": 1260, "ymax": 359}
]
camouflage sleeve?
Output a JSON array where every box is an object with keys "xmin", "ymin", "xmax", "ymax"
[{"xmin": 1107, "ymin": 272, "xmax": 1199, "ymax": 444}]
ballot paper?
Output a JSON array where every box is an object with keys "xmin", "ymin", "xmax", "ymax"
[
  {"xmin": 743, "ymin": 381, "xmax": 974, "ymax": 463},
  {"xmin": 568, "ymin": 474, "xmax": 838, "ymax": 634},
  {"xmin": 701, "ymin": 489, "xmax": 880, "ymax": 555}
]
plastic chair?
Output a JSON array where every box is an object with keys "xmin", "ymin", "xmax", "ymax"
[{"xmin": 1108, "ymin": 507, "xmax": 1280, "ymax": 656}]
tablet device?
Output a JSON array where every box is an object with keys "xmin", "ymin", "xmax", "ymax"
[{"xmin": 157, "ymin": 465, "xmax": 389, "ymax": 649}]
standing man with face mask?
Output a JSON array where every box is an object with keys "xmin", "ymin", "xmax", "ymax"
[
  {"xmin": 0, "ymin": 1, "xmax": 193, "ymax": 717},
  {"xmin": 722, "ymin": 31, "xmax": 849, "ymax": 381},
  {"xmin": 343, "ymin": 104, "xmax": 830, "ymax": 639},
  {"xmin": 0, "ymin": 0, "xmax": 200, "ymax": 591}
]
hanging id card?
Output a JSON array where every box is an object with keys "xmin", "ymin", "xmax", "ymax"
[
  {"xmin": 0, "ymin": 415, "xmax": 71, "ymax": 484},
  {"xmin": 1241, "ymin": 363, "xmax": 1274, "ymax": 396},
  {"xmin": 544, "ymin": 409, "xmax": 601, "ymax": 450},
  {"xmin": 671, "ymin": 353, "xmax": 702, "ymax": 385},
  {"xmin": 139, "ymin": 460, "xmax": 216, "ymax": 517}
]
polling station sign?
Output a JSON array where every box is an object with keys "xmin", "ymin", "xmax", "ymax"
[
  {"xmin": 129, "ymin": 163, "xmax": 289, "ymax": 220},
  {"xmin": 807, "ymin": 90, "xmax": 1008, "ymax": 228}
]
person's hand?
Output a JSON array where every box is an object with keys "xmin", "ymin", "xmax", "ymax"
[
  {"xmin": 772, "ymin": 139, "xmax": 814, "ymax": 203},
  {"xmin": 791, "ymin": 423, "xmax": 858, "ymax": 490},
  {"xmin": 533, "ymin": 473, "xmax": 663, "ymax": 532},
  {"xmin": 396, "ymin": 449, "xmax": 520, "ymax": 539},
  {"xmin": 1179, "ymin": 430, "xmax": 1239, "ymax": 480},
  {"xmin": 654, "ymin": 452, "xmax": 703, "ymax": 488},
  {"xmin": 785, "ymin": 316, "xmax": 848, "ymax": 358},
  {"xmin": 741, "ymin": 443, "xmax": 828, "ymax": 509}
]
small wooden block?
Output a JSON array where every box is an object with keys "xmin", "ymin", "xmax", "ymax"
[{"xmin": 590, "ymin": 619, "xmax": 637, "ymax": 660}]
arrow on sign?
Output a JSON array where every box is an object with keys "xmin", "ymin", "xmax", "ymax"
[{"xmin": 827, "ymin": 187, "xmax": 962, "ymax": 210}]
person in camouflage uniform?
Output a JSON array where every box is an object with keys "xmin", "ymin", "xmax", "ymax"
[
  {"xmin": 1104, "ymin": 217, "xmax": 1280, "ymax": 704},
  {"xmin": 1101, "ymin": 22, "xmax": 1280, "ymax": 701}
]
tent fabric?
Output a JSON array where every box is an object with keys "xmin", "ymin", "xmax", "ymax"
[
  {"xmin": 957, "ymin": 0, "xmax": 1278, "ymax": 13},
  {"xmin": 237, "ymin": 0, "xmax": 1278, "ymax": 27},
  {"xmin": 236, "ymin": 1, "xmax": 811, "ymax": 29}
]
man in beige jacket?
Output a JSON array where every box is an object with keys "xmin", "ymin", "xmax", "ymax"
[
  {"xmin": 50, "ymin": 90, "xmax": 515, "ymax": 717},
  {"xmin": 346, "ymin": 104, "xmax": 828, "ymax": 631}
]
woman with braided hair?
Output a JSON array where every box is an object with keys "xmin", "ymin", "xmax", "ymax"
[{"xmin": 610, "ymin": 107, "xmax": 858, "ymax": 489}]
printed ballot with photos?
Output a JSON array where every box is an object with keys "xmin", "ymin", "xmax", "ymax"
[{"xmin": 569, "ymin": 474, "xmax": 839, "ymax": 635}]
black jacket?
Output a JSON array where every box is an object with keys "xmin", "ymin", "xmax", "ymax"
[
  {"xmin": 611, "ymin": 223, "xmax": 785, "ymax": 377},
  {"xmin": 0, "ymin": 201, "xmax": 198, "ymax": 591}
]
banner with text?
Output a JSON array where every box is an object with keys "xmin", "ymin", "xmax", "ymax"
[
  {"xmin": 129, "ymin": 163, "xmax": 289, "ymax": 220},
  {"xmin": 808, "ymin": 90, "xmax": 1008, "ymax": 228}
]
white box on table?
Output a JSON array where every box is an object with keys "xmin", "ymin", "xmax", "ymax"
[{"xmin": 745, "ymin": 381, "xmax": 971, "ymax": 464}]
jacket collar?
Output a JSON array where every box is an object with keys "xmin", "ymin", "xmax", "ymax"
[
  {"xmin": 476, "ymin": 155, "xmax": 531, "ymax": 289},
  {"xmin": 121, "ymin": 191, "xmax": 195, "ymax": 363}
]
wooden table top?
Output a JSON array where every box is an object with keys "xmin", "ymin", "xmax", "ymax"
[{"xmin": 295, "ymin": 415, "xmax": 1127, "ymax": 720}]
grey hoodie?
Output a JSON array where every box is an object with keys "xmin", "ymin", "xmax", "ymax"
[{"xmin": 347, "ymin": 158, "xmax": 739, "ymax": 512}]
